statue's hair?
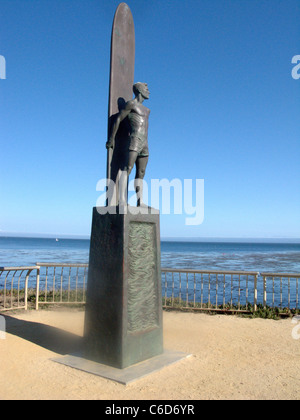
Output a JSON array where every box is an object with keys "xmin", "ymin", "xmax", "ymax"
[{"xmin": 133, "ymin": 82, "xmax": 145, "ymax": 96}]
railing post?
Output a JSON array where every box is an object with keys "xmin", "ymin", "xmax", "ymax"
[
  {"xmin": 36, "ymin": 267, "xmax": 40, "ymax": 311},
  {"xmin": 24, "ymin": 271, "xmax": 30, "ymax": 311},
  {"xmin": 263, "ymin": 275, "xmax": 267, "ymax": 309},
  {"xmin": 254, "ymin": 273, "xmax": 258, "ymax": 312}
]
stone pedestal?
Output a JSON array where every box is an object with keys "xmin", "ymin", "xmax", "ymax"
[{"xmin": 84, "ymin": 206, "xmax": 163, "ymax": 369}]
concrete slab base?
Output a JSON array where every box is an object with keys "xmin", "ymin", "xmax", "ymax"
[{"xmin": 52, "ymin": 350, "xmax": 192, "ymax": 385}]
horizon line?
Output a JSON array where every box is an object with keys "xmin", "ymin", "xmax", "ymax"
[{"xmin": 0, "ymin": 232, "xmax": 300, "ymax": 243}]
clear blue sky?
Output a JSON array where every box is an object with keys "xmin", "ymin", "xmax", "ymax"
[{"xmin": 0, "ymin": 0, "xmax": 299, "ymax": 239}]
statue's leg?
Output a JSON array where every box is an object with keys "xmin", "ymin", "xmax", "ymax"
[
  {"xmin": 128, "ymin": 150, "xmax": 139, "ymax": 175},
  {"xmin": 119, "ymin": 151, "xmax": 138, "ymax": 205},
  {"xmin": 109, "ymin": 151, "xmax": 121, "ymax": 207},
  {"xmin": 135, "ymin": 156, "xmax": 149, "ymax": 207}
]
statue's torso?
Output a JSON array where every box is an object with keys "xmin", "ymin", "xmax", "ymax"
[{"xmin": 128, "ymin": 102, "xmax": 150, "ymax": 142}]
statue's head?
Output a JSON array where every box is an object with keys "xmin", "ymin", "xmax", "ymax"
[{"xmin": 133, "ymin": 82, "xmax": 150, "ymax": 100}]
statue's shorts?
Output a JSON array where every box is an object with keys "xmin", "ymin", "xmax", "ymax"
[{"xmin": 129, "ymin": 135, "xmax": 149, "ymax": 158}]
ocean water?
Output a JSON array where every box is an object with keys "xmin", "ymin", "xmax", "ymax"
[
  {"xmin": 1, "ymin": 237, "xmax": 299, "ymax": 308},
  {"xmin": 0, "ymin": 236, "xmax": 300, "ymax": 273}
]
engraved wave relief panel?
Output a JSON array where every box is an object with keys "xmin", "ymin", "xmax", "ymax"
[{"xmin": 127, "ymin": 222, "xmax": 159, "ymax": 333}]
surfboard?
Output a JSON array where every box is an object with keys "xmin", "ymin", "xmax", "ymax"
[{"xmin": 107, "ymin": 3, "xmax": 135, "ymax": 205}]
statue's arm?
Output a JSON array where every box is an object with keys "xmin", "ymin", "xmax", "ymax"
[{"xmin": 106, "ymin": 101, "xmax": 134, "ymax": 149}]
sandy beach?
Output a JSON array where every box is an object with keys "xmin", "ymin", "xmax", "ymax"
[{"xmin": 0, "ymin": 309, "xmax": 299, "ymax": 400}]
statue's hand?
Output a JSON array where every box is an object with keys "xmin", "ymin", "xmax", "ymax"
[{"xmin": 106, "ymin": 139, "xmax": 114, "ymax": 150}]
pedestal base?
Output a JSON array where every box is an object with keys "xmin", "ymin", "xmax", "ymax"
[
  {"xmin": 84, "ymin": 206, "xmax": 163, "ymax": 369},
  {"xmin": 52, "ymin": 350, "xmax": 191, "ymax": 385}
]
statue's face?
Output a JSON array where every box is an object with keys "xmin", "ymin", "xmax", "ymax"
[{"xmin": 139, "ymin": 83, "xmax": 150, "ymax": 100}]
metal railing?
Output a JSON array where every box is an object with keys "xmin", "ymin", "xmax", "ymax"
[
  {"xmin": 161, "ymin": 268, "xmax": 260, "ymax": 313},
  {"xmin": 35, "ymin": 263, "xmax": 88, "ymax": 310},
  {"xmin": 0, "ymin": 266, "xmax": 39, "ymax": 311},
  {"xmin": 1, "ymin": 264, "xmax": 299, "ymax": 314},
  {"xmin": 260, "ymin": 273, "xmax": 299, "ymax": 310}
]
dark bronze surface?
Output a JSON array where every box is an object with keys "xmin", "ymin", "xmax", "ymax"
[
  {"xmin": 107, "ymin": 82, "xmax": 151, "ymax": 206},
  {"xmin": 84, "ymin": 207, "xmax": 163, "ymax": 369},
  {"xmin": 84, "ymin": 4, "xmax": 163, "ymax": 371},
  {"xmin": 107, "ymin": 3, "xmax": 135, "ymax": 204}
]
